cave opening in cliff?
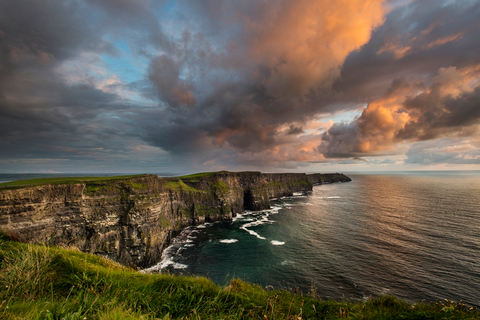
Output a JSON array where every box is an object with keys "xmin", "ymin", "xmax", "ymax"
[{"xmin": 243, "ymin": 190, "xmax": 254, "ymax": 210}]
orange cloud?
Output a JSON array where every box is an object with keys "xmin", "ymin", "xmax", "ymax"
[
  {"xmin": 357, "ymin": 92, "xmax": 411, "ymax": 153},
  {"xmin": 356, "ymin": 65, "xmax": 480, "ymax": 153},
  {"xmin": 424, "ymin": 32, "xmax": 464, "ymax": 49},
  {"xmin": 377, "ymin": 40, "xmax": 412, "ymax": 59},
  {"xmin": 320, "ymin": 64, "xmax": 480, "ymax": 158},
  {"xmin": 242, "ymin": 0, "xmax": 386, "ymax": 98}
]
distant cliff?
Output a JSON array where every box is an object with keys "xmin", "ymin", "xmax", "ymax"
[{"xmin": 0, "ymin": 171, "xmax": 350, "ymax": 268}]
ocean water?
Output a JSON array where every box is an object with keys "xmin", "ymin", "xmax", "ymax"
[{"xmin": 147, "ymin": 172, "xmax": 480, "ymax": 306}]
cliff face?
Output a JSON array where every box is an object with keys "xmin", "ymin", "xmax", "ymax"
[
  {"xmin": 0, "ymin": 171, "xmax": 350, "ymax": 267},
  {"xmin": 307, "ymin": 173, "xmax": 352, "ymax": 185}
]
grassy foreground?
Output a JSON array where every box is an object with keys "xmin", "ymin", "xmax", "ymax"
[{"xmin": 0, "ymin": 234, "xmax": 477, "ymax": 319}]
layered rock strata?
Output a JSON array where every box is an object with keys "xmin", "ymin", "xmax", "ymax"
[{"xmin": 0, "ymin": 171, "xmax": 350, "ymax": 267}]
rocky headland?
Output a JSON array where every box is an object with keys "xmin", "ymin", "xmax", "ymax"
[{"xmin": 0, "ymin": 171, "xmax": 350, "ymax": 268}]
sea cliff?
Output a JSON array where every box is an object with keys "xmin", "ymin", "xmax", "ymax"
[{"xmin": 0, "ymin": 171, "xmax": 350, "ymax": 268}]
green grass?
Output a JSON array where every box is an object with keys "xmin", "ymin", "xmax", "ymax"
[
  {"xmin": 126, "ymin": 181, "xmax": 149, "ymax": 189},
  {"xmin": 0, "ymin": 233, "xmax": 478, "ymax": 319},
  {"xmin": 211, "ymin": 180, "xmax": 229, "ymax": 193},
  {"xmin": 0, "ymin": 175, "xmax": 144, "ymax": 189},
  {"xmin": 164, "ymin": 179, "xmax": 199, "ymax": 193},
  {"xmin": 177, "ymin": 172, "xmax": 219, "ymax": 179}
]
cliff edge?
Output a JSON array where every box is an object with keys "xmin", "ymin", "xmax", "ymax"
[{"xmin": 0, "ymin": 171, "xmax": 350, "ymax": 268}]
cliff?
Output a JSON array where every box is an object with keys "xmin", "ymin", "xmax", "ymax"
[{"xmin": 0, "ymin": 171, "xmax": 350, "ymax": 268}]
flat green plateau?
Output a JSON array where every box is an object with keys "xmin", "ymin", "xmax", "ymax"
[
  {"xmin": 0, "ymin": 175, "xmax": 144, "ymax": 189},
  {"xmin": 0, "ymin": 233, "xmax": 477, "ymax": 319}
]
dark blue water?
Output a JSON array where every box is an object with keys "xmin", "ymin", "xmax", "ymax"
[{"xmin": 147, "ymin": 172, "xmax": 480, "ymax": 306}]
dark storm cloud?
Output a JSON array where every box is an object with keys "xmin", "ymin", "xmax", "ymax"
[
  {"xmin": 149, "ymin": 55, "xmax": 196, "ymax": 107},
  {"xmin": 0, "ymin": 0, "xmax": 147, "ymax": 166},
  {"xmin": 334, "ymin": 0, "xmax": 480, "ymax": 100},
  {"xmin": 0, "ymin": 0, "xmax": 114, "ymax": 65},
  {"xmin": 318, "ymin": 122, "xmax": 361, "ymax": 158},
  {"xmin": 399, "ymin": 78, "xmax": 480, "ymax": 141},
  {"xmin": 142, "ymin": 0, "xmax": 385, "ymax": 160},
  {"xmin": 2, "ymin": 0, "xmax": 480, "ymax": 172},
  {"xmin": 319, "ymin": 0, "xmax": 480, "ymax": 159},
  {"xmin": 84, "ymin": 0, "xmax": 174, "ymax": 53},
  {"xmin": 320, "ymin": 68, "xmax": 480, "ymax": 159}
]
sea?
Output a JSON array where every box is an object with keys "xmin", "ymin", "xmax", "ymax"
[
  {"xmin": 2, "ymin": 171, "xmax": 479, "ymax": 306},
  {"xmin": 145, "ymin": 171, "xmax": 480, "ymax": 306}
]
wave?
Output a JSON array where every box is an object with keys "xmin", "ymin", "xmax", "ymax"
[
  {"xmin": 171, "ymin": 262, "xmax": 188, "ymax": 269},
  {"xmin": 317, "ymin": 196, "xmax": 340, "ymax": 199},
  {"xmin": 271, "ymin": 240, "xmax": 285, "ymax": 246},
  {"xmin": 240, "ymin": 226, "xmax": 266, "ymax": 240},
  {"xmin": 143, "ymin": 226, "xmax": 198, "ymax": 273},
  {"xmin": 219, "ymin": 239, "xmax": 238, "ymax": 244},
  {"xmin": 239, "ymin": 208, "xmax": 280, "ymax": 240}
]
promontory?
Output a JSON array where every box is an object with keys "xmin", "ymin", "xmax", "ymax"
[{"xmin": 0, "ymin": 171, "xmax": 351, "ymax": 268}]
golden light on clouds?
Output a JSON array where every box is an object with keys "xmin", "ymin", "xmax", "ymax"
[
  {"xmin": 1, "ymin": 0, "xmax": 480, "ymax": 172},
  {"xmin": 243, "ymin": 0, "xmax": 385, "ymax": 98}
]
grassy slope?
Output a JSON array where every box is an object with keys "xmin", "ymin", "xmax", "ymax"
[
  {"xmin": 0, "ymin": 234, "xmax": 477, "ymax": 319},
  {"xmin": 0, "ymin": 175, "xmax": 144, "ymax": 189}
]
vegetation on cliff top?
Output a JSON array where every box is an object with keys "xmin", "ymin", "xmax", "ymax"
[
  {"xmin": 0, "ymin": 233, "xmax": 477, "ymax": 319},
  {"xmin": 0, "ymin": 175, "xmax": 145, "ymax": 190}
]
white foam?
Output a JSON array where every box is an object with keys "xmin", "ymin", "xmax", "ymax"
[
  {"xmin": 232, "ymin": 213, "xmax": 243, "ymax": 222},
  {"xmin": 281, "ymin": 260, "xmax": 294, "ymax": 266},
  {"xmin": 271, "ymin": 240, "xmax": 285, "ymax": 246},
  {"xmin": 144, "ymin": 256, "xmax": 176, "ymax": 272},
  {"xmin": 242, "ymin": 218, "xmax": 267, "ymax": 228},
  {"xmin": 317, "ymin": 196, "xmax": 340, "ymax": 199},
  {"xmin": 238, "ymin": 205, "xmax": 283, "ymax": 240},
  {"xmin": 142, "ymin": 226, "xmax": 197, "ymax": 273},
  {"xmin": 172, "ymin": 263, "xmax": 188, "ymax": 269},
  {"xmin": 219, "ymin": 239, "xmax": 238, "ymax": 244},
  {"xmin": 195, "ymin": 222, "xmax": 212, "ymax": 229},
  {"xmin": 240, "ymin": 226, "xmax": 266, "ymax": 240}
]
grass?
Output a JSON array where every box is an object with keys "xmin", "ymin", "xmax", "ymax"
[
  {"xmin": 0, "ymin": 175, "xmax": 144, "ymax": 189},
  {"xmin": 177, "ymin": 172, "xmax": 219, "ymax": 179},
  {"xmin": 164, "ymin": 179, "xmax": 199, "ymax": 193},
  {"xmin": 0, "ymin": 233, "xmax": 478, "ymax": 319}
]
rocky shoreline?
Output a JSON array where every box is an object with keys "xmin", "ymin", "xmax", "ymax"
[{"xmin": 0, "ymin": 171, "xmax": 351, "ymax": 268}]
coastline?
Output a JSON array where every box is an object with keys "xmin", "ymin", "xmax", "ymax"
[{"xmin": 0, "ymin": 171, "xmax": 351, "ymax": 268}]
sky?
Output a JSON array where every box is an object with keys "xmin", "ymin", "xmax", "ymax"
[{"xmin": 0, "ymin": 0, "xmax": 479, "ymax": 174}]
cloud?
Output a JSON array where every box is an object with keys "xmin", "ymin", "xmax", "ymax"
[
  {"xmin": 1, "ymin": 0, "xmax": 480, "ymax": 172},
  {"xmin": 318, "ymin": 0, "xmax": 480, "ymax": 160},
  {"xmin": 148, "ymin": 55, "xmax": 196, "ymax": 107},
  {"xmin": 0, "ymin": 0, "xmax": 148, "ymax": 168},
  {"xmin": 241, "ymin": 0, "xmax": 385, "ymax": 99},
  {"xmin": 406, "ymin": 138, "xmax": 480, "ymax": 165},
  {"xmin": 143, "ymin": 0, "xmax": 386, "ymax": 159},
  {"xmin": 320, "ymin": 65, "xmax": 480, "ymax": 158},
  {"xmin": 334, "ymin": 0, "xmax": 480, "ymax": 100}
]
